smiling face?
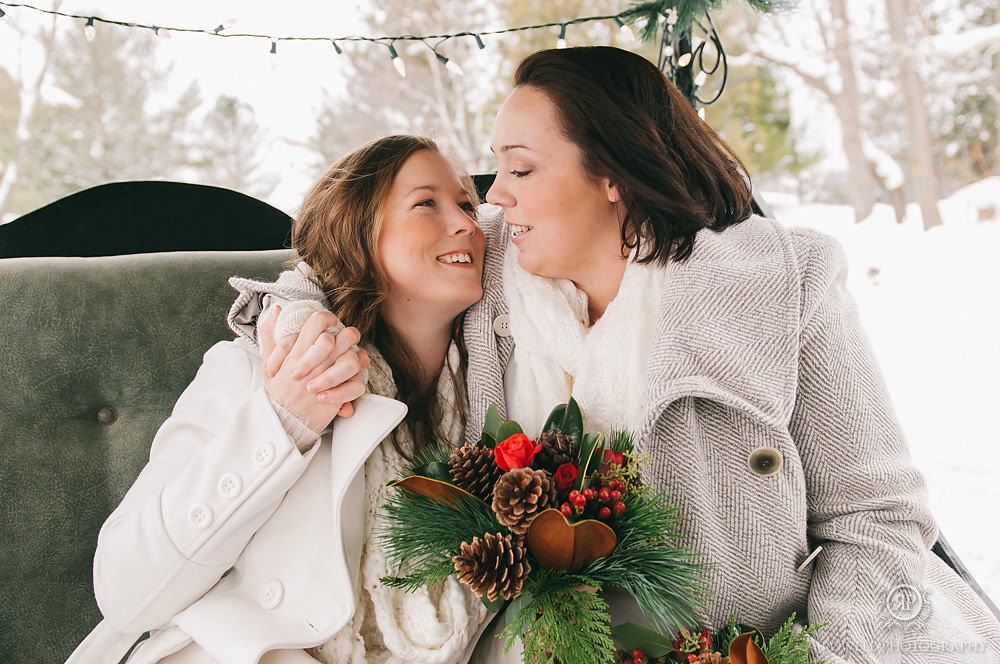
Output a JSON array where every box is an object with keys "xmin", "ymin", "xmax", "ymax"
[
  {"xmin": 486, "ymin": 85, "xmax": 623, "ymax": 281},
  {"xmin": 377, "ymin": 149, "xmax": 485, "ymax": 329}
]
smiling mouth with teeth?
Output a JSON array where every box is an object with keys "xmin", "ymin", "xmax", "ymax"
[
  {"xmin": 510, "ymin": 224, "xmax": 533, "ymax": 238},
  {"xmin": 437, "ymin": 252, "xmax": 473, "ymax": 264}
]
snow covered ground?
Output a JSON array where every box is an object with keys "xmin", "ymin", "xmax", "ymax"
[{"xmin": 766, "ymin": 177, "xmax": 1000, "ymax": 605}]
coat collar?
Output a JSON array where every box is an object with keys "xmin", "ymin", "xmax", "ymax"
[{"xmin": 642, "ymin": 216, "xmax": 800, "ymax": 431}]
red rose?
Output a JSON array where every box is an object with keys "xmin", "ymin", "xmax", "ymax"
[
  {"xmin": 554, "ymin": 462, "xmax": 578, "ymax": 492},
  {"xmin": 494, "ymin": 433, "xmax": 542, "ymax": 471}
]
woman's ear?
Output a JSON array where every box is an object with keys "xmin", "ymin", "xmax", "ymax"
[{"xmin": 605, "ymin": 180, "xmax": 622, "ymax": 204}]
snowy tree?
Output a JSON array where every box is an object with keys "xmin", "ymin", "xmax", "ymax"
[
  {"xmin": 735, "ymin": 1, "xmax": 881, "ymax": 221},
  {"xmin": 193, "ymin": 95, "xmax": 277, "ymax": 200},
  {"xmin": 306, "ymin": 0, "xmax": 502, "ymax": 177},
  {"xmin": 885, "ymin": 0, "xmax": 943, "ymax": 228},
  {"xmin": 0, "ymin": 7, "xmax": 58, "ymax": 219}
]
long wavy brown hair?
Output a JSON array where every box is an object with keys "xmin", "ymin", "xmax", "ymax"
[{"xmin": 291, "ymin": 135, "xmax": 476, "ymax": 459}]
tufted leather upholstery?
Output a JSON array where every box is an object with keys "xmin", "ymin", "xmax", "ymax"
[{"xmin": 0, "ymin": 249, "xmax": 289, "ymax": 662}]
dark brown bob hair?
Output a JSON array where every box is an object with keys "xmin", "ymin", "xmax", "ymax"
[{"xmin": 514, "ymin": 46, "xmax": 753, "ymax": 263}]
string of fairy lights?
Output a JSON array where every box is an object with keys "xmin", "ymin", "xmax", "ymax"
[{"xmin": 0, "ymin": 1, "xmax": 728, "ymax": 104}]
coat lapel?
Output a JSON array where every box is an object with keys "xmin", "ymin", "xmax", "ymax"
[{"xmin": 642, "ymin": 216, "xmax": 801, "ymax": 434}]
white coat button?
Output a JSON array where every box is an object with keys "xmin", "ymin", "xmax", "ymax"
[
  {"xmin": 218, "ymin": 473, "xmax": 243, "ymax": 498},
  {"xmin": 747, "ymin": 447, "xmax": 783, "ymax": 476},
  {"xmin": 492, "ymin": 314, "xmax": 512, "ymax": 338},
  {"xmin": 260, "ymin": 579, "xmax": 284, "ymax": 609},
  {"xmin": 253, "ymin": 443, "xmax": 275, "ymax": 467},
  {"xmin": 189, "ymin": 504, "xmax": 213, "ymax": 529}
]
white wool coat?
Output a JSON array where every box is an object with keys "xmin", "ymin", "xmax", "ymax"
[
  {"xmin": 463, "ymin": 208, "xmax": 1000, "ymax": 663},
  {"xmin": 66, "ymin": 339, "xmax": 407, "ymax": 664}
]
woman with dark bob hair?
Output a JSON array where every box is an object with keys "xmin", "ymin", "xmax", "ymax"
[{"xmin": 464, "ymin": 46, "xmax": 1000, "ymax": 662}]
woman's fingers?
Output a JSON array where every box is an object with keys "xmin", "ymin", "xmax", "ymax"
[
  {"xmin": 315, "ymin": 372, "xmax": 366, "ymax": 410},
  {"xmin": 286, "ymin": 311, "xmax": 344, "ymax": 378},
  {"xmin": 306, "ymin": 348, "xmax": 362, "ymax": 394}
]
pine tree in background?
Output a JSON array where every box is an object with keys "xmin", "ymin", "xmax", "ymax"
[
  {"xmin": 194, "ymin": 95, "xmax": 277, "ymax": 200},
  {"xmin": 15, "ymin": 24, "xmax": 201, "ymax": 210}
]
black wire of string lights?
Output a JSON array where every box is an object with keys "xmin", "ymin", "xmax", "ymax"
[{"xmin": 0, "ymin": 0, "xmax": 730, "ymax": 106}]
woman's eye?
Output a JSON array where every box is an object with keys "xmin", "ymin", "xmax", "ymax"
[
  {"xmin": 510, "ymin": 170, "xmax": 532, "ymax": 178},
  {"xmin": 460, "ymin": 201, "xmax": 476, "ymax": 213},
  {"xmin": 415, "ymin": 199, "xmax": 436, "ymax": 208}
]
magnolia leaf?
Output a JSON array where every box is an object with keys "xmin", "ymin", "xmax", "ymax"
[
  {"xmin": 729, "ymin": 632, "xmax": 769, "ymax": 664},
  {"xmin": 611, "ymin": 623, "xmax": 672, "ymax": 658},
  {"xmin": 410, "ymin": 461, "xmax": 452, "ymax": 483},
  {"xmin": 575, "ymin": 432, "xmax": 604, "ymax": 491},
  {"xmin": 484, "ymin": 404, "xmax": 504, "ymax": 439},
  {"xmin": 481, "ymin": 593, "xmax": 506, "ymax": 612},
  {"xmin": 541, "ymin": 403, "xmax": 567, "ymax": 436},
  {"xmin": 495, "ymin": 420, "xmax": 524, "ymax": 442},
  {"xmin": 561, "ymin": 397, "xmax": 584, "ymax": 445},
  {"xmin": 389, "ymin": 475, "xmax": 483, "ymax": 508},
  {"xmin": 525, "ymin": 508, "xmax": 617, "ymax": 571}
]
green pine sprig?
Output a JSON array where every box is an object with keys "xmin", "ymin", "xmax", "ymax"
[
  {"xmin": 582, "ymin": 489, "xmax": 708, "ymax": 633},
  {"xmin": 499, "ymin": 570, "xmax": 615, "ymax": 664},
  {"xmin": 377, "ymin": 490, "xmax": 508, "ymax": 591},
  {"xmin": 607, "ymin": 428, "xmax": 636, "ymax": 453},
  {"xmin": 763, "ymin": 613, "xmax": 826, "ymax": 664},
  {"xmin": 399, "ymin": 439, "xmax": 452, "ymax": 478}
]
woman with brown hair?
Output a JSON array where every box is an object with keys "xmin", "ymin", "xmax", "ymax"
[
  {"xmin": 464, "ymin": 46, "xmax": 1000, "ymax": 662},
  {"xmin": 69, "ymin": 135, "xmax": 491, "ymax": 663}
]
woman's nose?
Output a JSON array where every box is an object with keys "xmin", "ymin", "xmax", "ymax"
[
  {"xmin": 485, "ymin": 174, "xmax": 513, "ymax": 207},
  {"xmin": 449, "ymin": 205, "xmax": 477, "ymax": 235}
]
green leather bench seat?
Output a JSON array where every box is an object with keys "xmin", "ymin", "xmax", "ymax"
[{"xmin": 0, "ymin": 250, "xmax": 288, "ymax": 662}]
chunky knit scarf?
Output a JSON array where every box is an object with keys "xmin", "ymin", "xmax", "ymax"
[{"xmin": 501, "ymin": 243, "xmax": 667, "ymax": 438}]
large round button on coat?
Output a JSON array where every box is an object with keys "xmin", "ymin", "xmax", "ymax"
[
  {"xmin": 747, "ymin": 447, "xmax": 783, "ymax": 476},
  {"xmin": 218, "ymin": 473, "xmax": 242, "ymax": 498},
  {"xmin": 189, "ymin": 504, "xmax": 213, "ymax": 529},
  {"xmin": 259, "ymin": 579, "xmax": 284, "ymax": 609},
  {"xmin": 253, "ymin": 443, "xmax": 275, "ymax": 467},
  {"xmin": 492, "ymin": 314, "xmax": 512, "ymax": 338}
]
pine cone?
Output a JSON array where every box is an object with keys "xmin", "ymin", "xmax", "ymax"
[
  {"xmin": 452, "ymin": 532, "xmax": 531, "ymax": 601},
  {"xmin": 492, "ymin": 467, "xmax": 557, "ymax": 535},
  {"xmin": 535, "ymin": 429, "xmax": 577, "ymax": 471},
  {"xmin": 449, "ymin": 443, "xmax": 504, "ymax": 502}
]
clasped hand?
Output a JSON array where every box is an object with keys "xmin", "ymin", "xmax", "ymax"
[{"xmin": 259, "ymin": 305, "xmax": 369, "ymax": 432}]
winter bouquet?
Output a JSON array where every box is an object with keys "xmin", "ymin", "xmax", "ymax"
[{"xmin": 378, "ymin": 398, "xmax": 824, "ymax": 664}]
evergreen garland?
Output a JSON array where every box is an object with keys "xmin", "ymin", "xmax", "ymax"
[{"xmin": 621, "ymin": 0, "xmax": 788, "ymax": 40}]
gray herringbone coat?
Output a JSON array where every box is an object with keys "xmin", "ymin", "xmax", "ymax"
[{"xmin": 463, "ymin": 209, "xmax": 1000, "ymax": 663}]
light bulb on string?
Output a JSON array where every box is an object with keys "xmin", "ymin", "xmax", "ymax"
[
  {"xmin": 84, "ymin": 17, "xmax": 96, "ymax": 42},
  {"xmin": 435, "ymin": 52, "xmax": 464, "ymax": 76},
  {"xmin": 269, "ymin": 39, "xmax": 277, "ymax": 55},
  {"xmin": 330, "ymin": 39, "xmax": 343, "ymax": 54},
  {"xmin": 677, "ymin": 51, "xmax": 692, "ymax": 67},
  {"xmin": 153, "ymin": 26, "xmax": 171, "ymax": 39},
  {"xmin": 388, "ymin": 43, "xmax": 406, "ymax": 78},
  {"xmin": 474, "ymin": 34, "xmax": 486, "ymax": 49},
  {"xmin": 613, "ymin": 16, "xmax": 634, "ymax": 42},
  {"xmin": 556, "ymin": 24, "xmax": 567, "ymax": 49},
  {"xmin": 694, "ymin": 71, "xmax": 707, "ymax": 87},
  {"xmin": 0, "ymin": 8, "xmax": 6, "ymax": 19}
]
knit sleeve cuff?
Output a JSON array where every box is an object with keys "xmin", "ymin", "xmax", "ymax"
[{"xmin": 268, "ymin": 395, "xmax": 322, "ymax": 453}]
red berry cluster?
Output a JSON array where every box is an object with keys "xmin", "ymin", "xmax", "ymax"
[{"xmin": 558, "ymin": 477, "xmax": 626, "ymax": 522}]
